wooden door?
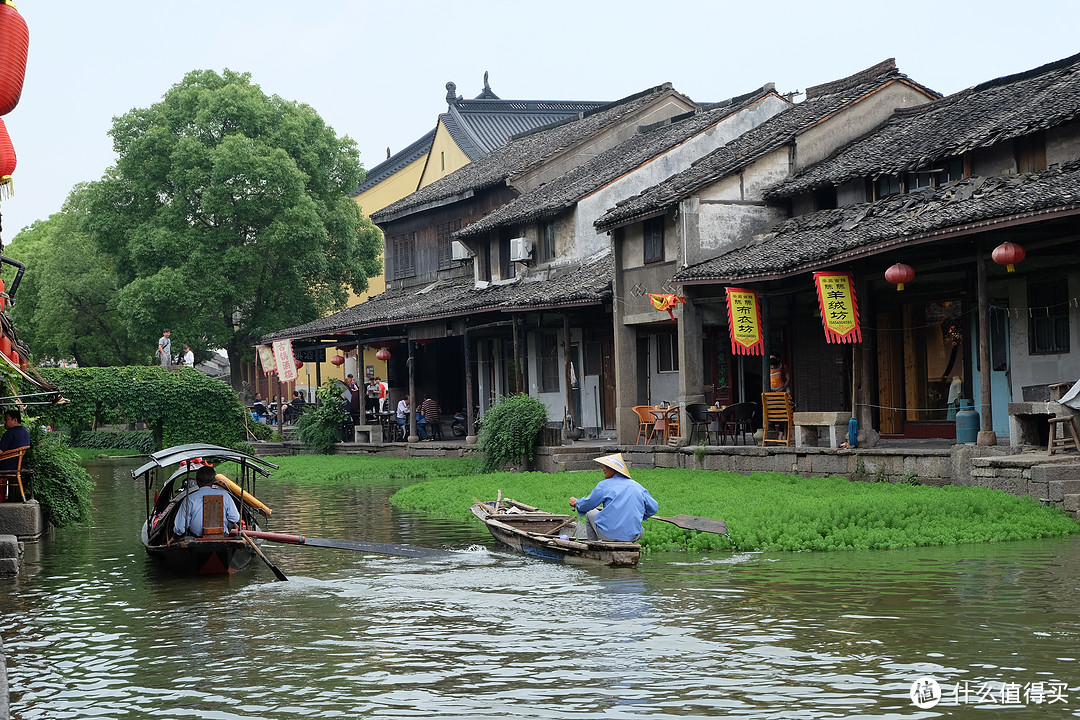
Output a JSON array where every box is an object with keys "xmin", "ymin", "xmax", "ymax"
[{"xmin": 876, "ymin": 311, "xmax": 903, "ymax": 434}]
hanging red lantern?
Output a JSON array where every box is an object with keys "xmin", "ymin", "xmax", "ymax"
[
  {"xmin": 0, "ymin": 1, "xmax": 28, "ymax": 116},
  {"xmin": 0, "ymin": 117, "xmax": 14, "ymax": 199},
  {"xmin": 375, "ymin": 347, "xmax": 391, "ymax": 361},
  {"xmin": 293, "ymin": 358, "xmax": 304, "ymax": 370},
  {"xmin": 885, "ymin": 262, "xmax": 915, "ymax": 291},
  {"xmin": 330, "ymin": 354, "xmax": 345, "ymax": 366},
  {"xmin": 992, "ymin": 241, "xmax": 1026, "ymax": 272}
]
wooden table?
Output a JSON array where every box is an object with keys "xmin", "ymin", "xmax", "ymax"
[{"xmin": 649, "ymin": 406, "xmax": 680, "ymax": 444}]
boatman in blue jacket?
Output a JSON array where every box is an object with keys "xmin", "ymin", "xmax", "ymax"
[
  {"xmin": 173, "ymin": 466, "xmax": 240, "ymax": 537},
  {"xmin": 569, "ymin": 453, "xmax": 658, "ymax": 542}
]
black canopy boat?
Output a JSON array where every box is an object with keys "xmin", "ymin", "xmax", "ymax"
[{"xmin": 136, "ymin": 443, "xmax": 278, "ymax": 575}]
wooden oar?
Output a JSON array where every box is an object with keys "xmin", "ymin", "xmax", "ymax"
[
  {"xmin": 240, "ymin": 531, "xmax": 288, "ymax": 581},
  {"xmin": 241, "ymin": 529, "xmax": 455, "ymax": 559},
  {"xmin": 651, "ymin": 515, "xmax": 728, "ymax": 536}
]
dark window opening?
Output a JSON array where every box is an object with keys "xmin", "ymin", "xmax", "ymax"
[
  {"xmin": 539, "ymin": 332, "xmax": 560, "ymax": 392},
  {"xmin": 1029, "ymin": 278, "xmax": 1070, "ymax": 354},
  {"xmin": 643, "ymin": 217, "xmax": 664, "ymax": 264}
]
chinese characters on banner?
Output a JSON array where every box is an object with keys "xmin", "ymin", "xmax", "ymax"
[
  {"xmin": 257, "ymin": 345, "xmax": 276, "ymax": 376},
  {"xmin": 272, "ymin": 339, "xmax": 298, "ymax": 383},
  {"xmin": 813, "ymin": 271, "xmax": 862, "ymax": 343},
  {"xmin": 726, "ymin": 287, "xmax": 764, "ymax": 355}
]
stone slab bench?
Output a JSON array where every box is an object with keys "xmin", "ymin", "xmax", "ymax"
[
  {"xmin": 352, "ymin": 424, "xmax": 384, "ymax": 443},
  {"xmin": 793, "ymin": 411, "xmax": 849, "ymax": 448}
]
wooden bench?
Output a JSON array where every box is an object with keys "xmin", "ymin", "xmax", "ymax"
[
  {"xmin": 793, "ymin": 411, "xmax": 850, "ymax": 448},
  {"xmin": 0, "ymin": 444, "xmax": 30, "ymax": 502},
  {"xmin": 1047, "ymin": 415, "xmax": 1080, "ymax": 455}
]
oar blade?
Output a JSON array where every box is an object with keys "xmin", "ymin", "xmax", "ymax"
[
  {"xmin": 652, "ymin": 514, "xmax": 728, "ymax": 536},
  {"xmin": 301, "ymin": 536, "xmax": 455, "ymax": 559}
]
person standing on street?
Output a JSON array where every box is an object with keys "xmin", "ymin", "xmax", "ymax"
[{"xmin": 156, "ymin": 329, "xmax": 172, "ymax": 367}]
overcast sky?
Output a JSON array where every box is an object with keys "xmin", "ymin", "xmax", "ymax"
[{"xmin": 2, "ymin": 1, "xmax": 1078, "ymax": 238}]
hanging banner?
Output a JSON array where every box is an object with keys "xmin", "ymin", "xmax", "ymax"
[
  {"xmin": 726, "ymin": 287, "xmax": 764, "ymax": 356},
  {"xmin": 272, "ymin": 339, "xmax": 298, "ymax": 382},
  {"xmin": 813, "ymin": 271, "xmax": 862, "ymax": 343},
  {"xmin": 257, "ymin": 345, "xmax": 276, "ymax": 376}
]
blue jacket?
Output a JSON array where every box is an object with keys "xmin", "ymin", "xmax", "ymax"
[{"xmin": 575, "ymin": 474, "xmax": 658, "ymax": 542}]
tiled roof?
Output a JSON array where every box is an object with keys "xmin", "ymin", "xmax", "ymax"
[
  {"xmin": 262, "ymin": 253, "xmax": 614, "ymax": 342},
  {"xmin": 672, "ymin": 161, "xmax": 1080, "ymax": 283},
  {"xmin": 371, "ymin": 84, "xmax": 684, "ymax": 224},
  {"xmin": 353, "ymin": 128, "xmax": 436, "ymax": 197},
  {"xmin": 594, "ymin": 61, "xmax": 936, "ymax": 232},
  {"xmin": 442, "ymin": 98, "xmax": 610, "ymax": 161},
  {"xmin": 455, "ymin": 85, "xmax": 781, "ymax": 239},
  {"xmin": 766, "ymin": 52, "xmax": 1080, "ymax": 200}
]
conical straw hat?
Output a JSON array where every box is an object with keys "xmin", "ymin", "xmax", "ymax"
[{"xmin": 593, "ymin": 453, "xmax": 631, "ymax": 478}]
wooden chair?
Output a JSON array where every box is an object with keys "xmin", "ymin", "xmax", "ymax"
[
  {"xmin": 761, "ymin": 393, "xmax": 793, "ymax": 446},
  {"xmin": 632, "ymin": 405, "xmax": 657, "ymax": 445},
  {"xmin": 1047, "ymin": 415, "xmax": 1080, "ymax": 455},
  {"xmin": 201, "ymin": 495, "xmax": 225, "ymax": 537},
  {"xmin": 0, "ymin": 444, "xmax": 30, "ymax": 502}
]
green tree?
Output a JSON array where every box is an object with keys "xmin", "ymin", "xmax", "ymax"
[
  {"xmin": 5, "ymin": 189, "xmax": 142, "ymax": 366},
  {"xmin": 81, "ymin": 68, "xmax": 381, "ymax": 382}
]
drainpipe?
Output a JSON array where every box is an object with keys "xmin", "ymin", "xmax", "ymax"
[{"xmin": 975, "ymin": 239, "xmax": 997, "ymax": 445}]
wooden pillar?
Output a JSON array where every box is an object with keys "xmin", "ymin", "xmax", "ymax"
[
  {"xmin": 563, "ymin": 313, "xmax": 573, "ymax": 441},
  {"xmin": 464, "ymin": 329, "xmax": 476, "ymax": 444},
  {"xmin": 512, "ymin": 314, "xmax": 523, "ymax": 393},
  {"xmin": 975, "ymin": 240, "xmax": 997, "ymax": 445},
  {"xmin": 407, "ymin": 338, "xmax": 418, "ymax": 442}
]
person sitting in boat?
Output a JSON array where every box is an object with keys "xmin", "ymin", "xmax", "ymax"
[
  {"xmin": 568, "ymin": 453, "xmax": 658, "ymax": 542},
  {"xmin": 172, "ymin": 466, "xmax": 240, "ymax": 538}
]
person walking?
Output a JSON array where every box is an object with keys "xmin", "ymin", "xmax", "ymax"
[{"xmin": 156, "ymin": 329, "xmax": 172, "ymax": 367}]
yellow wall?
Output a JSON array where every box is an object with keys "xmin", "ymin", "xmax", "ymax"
[
  {"xmin": 419, "ymin": 120, "xmax": 473, "ymax": 188},
  {"xmin": 355, "ymin": 154, "xmax": 428, "ymax": 217}
]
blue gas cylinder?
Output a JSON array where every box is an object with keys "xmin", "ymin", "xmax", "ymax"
[
  {"xmin": 848, "ymin": 416, "xmax": 859, "ymax": 448},
  {"xmin": 955, "ymin": 399, "xmax": 979, "ymax": 444}
]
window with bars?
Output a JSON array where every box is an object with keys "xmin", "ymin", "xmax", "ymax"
[
  {"xmin": 643, "ymin": 217, "xmax": 664, "ymax": 264},
  {"xmin": 539, "ymin": 332, "xmax": 560, "ymax": 392},
  {"xmin": 657, "ymin": 332, "xmax": 679, "ymax": 372},
  {"xmin": 1029, "ymin": 278, "xmax": 1070, "ymax": 354},
  {"xmin": 541, "ymin": 221, "xmax": 556, "ymax": 262}
]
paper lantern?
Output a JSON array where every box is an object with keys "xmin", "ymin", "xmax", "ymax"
[
  {"xmin": 0, "ymin": 1, "xmax": 28, "ymax": 116},
  {"xmin": 375, "ymin": 347, "xmax": 391, "ymax": 361},
  {"xmin": 0, "ymin": 117, "xmax": 14, "ymax": 199},
  {"xmin": 885, "ymin": 262, "xmax": 914, "ymax": 291},
  {"xmin": 992, "ymin": 241, "xmax": 1025, "ymax": 272},
  {"xmin": 293, "ymin": 358, "xmax": 304, "ymax": 370},
  {"xmin": 330, "ymin": 354, "xmax": 345, "ymax": 366}
]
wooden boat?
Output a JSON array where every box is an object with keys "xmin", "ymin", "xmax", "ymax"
[
  {"xmin": 135, "ymin": 443, "xmax": 278, "ymax": 576},
  {"xmin": 470, "ymin": 498, "xmax": 641, "ymax": 566}
]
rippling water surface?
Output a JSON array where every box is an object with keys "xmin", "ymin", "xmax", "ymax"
[{"xmin": 2, "ymin": 460, "xmax": 1078, "ymax": 718}]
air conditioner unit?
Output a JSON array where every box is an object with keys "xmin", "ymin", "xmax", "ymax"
[
  {"xmin": 451, "ymin": 240, "xmax": 472, "ymax": 261},
  {"xmin": 509, "ymin": 236, "xmax": 533, "ymax": 262}
]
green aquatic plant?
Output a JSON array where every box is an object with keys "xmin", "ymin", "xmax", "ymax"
[
  {"xmin": 476, "ymin": 393, "xmax": 548, "ymax": 472},
  {"xmin": 391, "ymin": 466, "xmax": 1079, "ymax": 554}
]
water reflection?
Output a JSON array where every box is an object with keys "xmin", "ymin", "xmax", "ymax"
[{"xmin": 0, "ymin": 459, "xmax": 1077, "ymax": 718}]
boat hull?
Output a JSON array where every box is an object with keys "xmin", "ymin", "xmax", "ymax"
[
  {"xmin": 141, "ymin": 521, "xmax": 254, "ymax": 575},
  {"xmin": 470, "ymin": 502, "xmax": 640, "ymax": 567}
]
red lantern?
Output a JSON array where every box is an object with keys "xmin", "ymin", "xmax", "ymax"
[
  {"xmin": 992, "ymin": 241, "xmax": 1025, "ymax": 272},
  {"xmin": 885, "ymin": 262, "xmax": 915, "ymax": 291},
  {"xmin": 0, "ymin": 117, "xmax": 14, "ymax": 198},
  {"xmin": 330, "ymin": 354, "xmax": 345, "ymax": 366},
  {"xmin": 0, "ymin": 1, "xmax": 28, "ymax": 116},
  {"xmin": 294, "ymin": 358, "xmax": 304, "ymax": 370},
  {"xmin": 375, "ymin": 347, "xmax": 391, "ymax": 361}
]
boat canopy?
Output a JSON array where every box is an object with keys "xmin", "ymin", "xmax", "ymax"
[{"xmin": 132, "ymin": 443, "xmax": 278, "ymax": 479}]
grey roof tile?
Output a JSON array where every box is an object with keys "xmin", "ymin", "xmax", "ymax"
[
  {"xmin": 766, "ymin": 52, "xmax": 1080, "ymax": 199},
  {"xmin": 443, "ymin": 98, "xmax": 610, "ymax": 161},
  {"xmin": 371, "ymin": 84, "xmax": 683, "ymax": 224},
  {"xmin": 673, "ymin": 161, "xmax": 1080, "ymax": 283},
  {"xmin": 455, "ymin": 85, "xmax": 780, "ymax": 238},
  {"xmin": 594, "ymin": 61, "xmax": 937, "ymax": 232},
  {"xmin": 262, "ymin": 253, "xmax": 614, "ymax": 342}
]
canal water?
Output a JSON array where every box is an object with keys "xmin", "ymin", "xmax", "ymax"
[{"xmin": 1, "ymin": 459, "xmax": 1078, "ymax": 719}]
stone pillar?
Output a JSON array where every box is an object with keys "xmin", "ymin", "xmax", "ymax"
[{"xmin": 677, "ymin": 295, "xmax": 706, "ymax": 443}]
